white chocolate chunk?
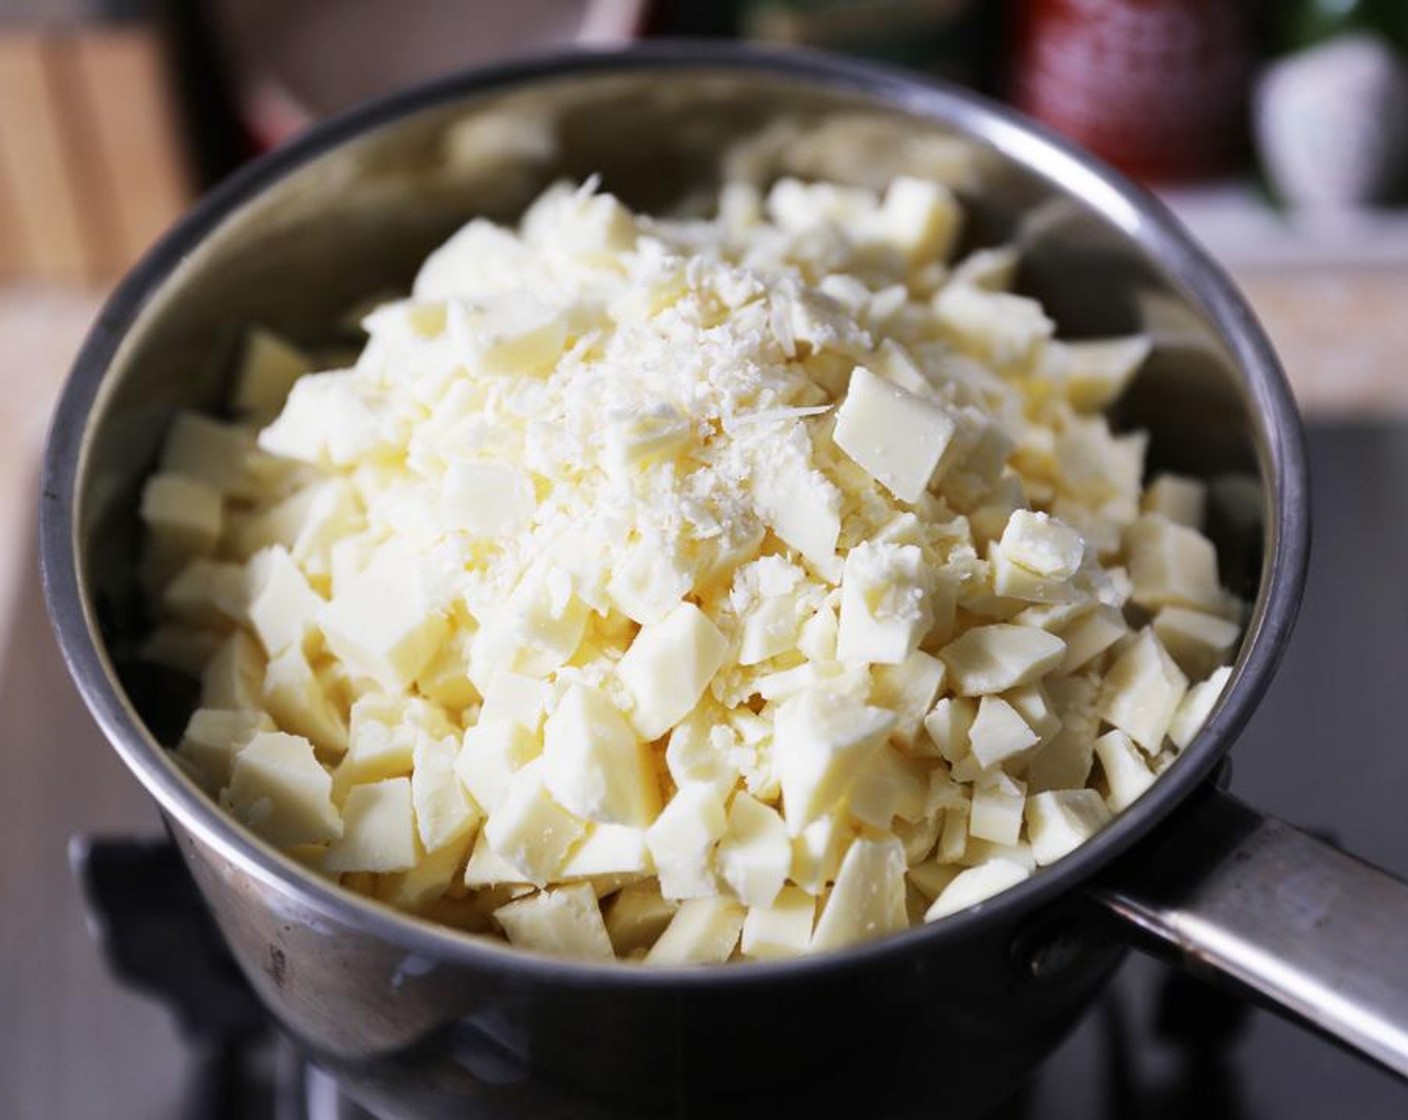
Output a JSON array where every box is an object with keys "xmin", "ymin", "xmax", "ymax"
[
  {"xmin": 1059, "ymin": 605, "xmax": 1128, "ymax": 672},
  {"xmin": 339, "ymin": 694, "xmax": 448, "ymax": 786},
  {"xmin": 1093, "ymin": 729, "xmax": 1156, "ymax": 812},
  {"xmin": 933, "ymin": 284, "xmax": 1053, "ymax": 369},
  {"xmin": 1169, "ymin": 665, "xmax": 1232, "ymax": 749},
  {"xmin": 449, "ymin": 295, "xmax": 568, "ymax": 378},
  {"xmin": 262, "ymin": 643, "xmax": 348, "ymax": 758},
  {"xmin": 605, "ymin": 884, "xmax": 678, "ymax": 957},
  {"xmin": 790, "ymin": 815, "xmax": 850, "ymax": 896},
  {"xmin": 411, "ymin": 735, "xmax": 481, "ymax": 853},
  {"xmin": 925, "ymin": 859, "xmax": 1030, "ymax": 921},
  {"xmin": 162, "ymin": 560, "xmax": 248, "ymax": 627},
  {"xmin": 483, "ymin": 763, "xmax": 586, "ymax": 886},
  {"xmin": 440, "ymin": 459, "xmax": 535, "ymax": 538},
  {"xmin": 940, "ymin": 624, "xmax": 1066, "ymax": 695},
  {"xmin": 833, "ymin": 365, "xmax": 957, "ymax": 502},
  {"xmin": 811, "ymin": 834, "xmax": 907, "ymax": 952},
  {"xmin": 226, "ymin": 732, "xmax": 341, "ymax": 847},
  {"xmin": 1060, "ymin": 335, "xmax": 1151, "ymax": 411},
  {"xmin": 967, "ymin": 696, "xmax": 1038, "ymax": 769},
  {"xmin": 319, "ymin": 544, "xmax": 449, "ymax": 692},
  {"xmin": 716, "ymin": 793, "xmax": 791, "ymax": 908},
  {"xmin": 495, "ymin": 883, "xmax": 614, "ymax": 960},
  {"xmin": 247, "ymin": 546, "xmax": 323, "ymax": 656},
  {"xmin": 1025, "ymin": 789, "xmax": 1112, "ymax": 866},
  {"xmin": 456, "ymin": 718, "xmax": 537, "ymax": 817},
  {"xmin": 877, "ymin": 176, "xmax": 962, "ymax": 264},
  {"xmin": 617, "ymin": 603, "xmax": 728, "ymax": 741},
  {"xmin": 141, "ymin": 473, "xmax": 222, "ymax": 557},
  {"xmin": 740, "ymin": 886, "xmax": 817, "ymax": 961},
  {"xmin": 1153, "ymin": 606, "xmax": 1241, "ymax": 681},
  {"xmin": 160, "ymin": 413, "xmax": 265, "ymax": 500},
  {"xmin": 1125, "ymin": 514, "xmax": 1224, "ymax": 614},
  {"xmin": 645, "ymin": 897, "xmax": 746, "ymax": 966},
  {"xmin": 997, "ymin": 510, "xmax": 1084, "ymax": 578},
  {"xmin": 325, "ymin": 778, "xmax": 418, "ymax": 873},
  {"xmin": 560, "ymin": 823, "xmax": 652, "ymax": 880},
  {"xmin": 774, "ymin": 690, "xmax": 896, "ymax": 834},
  {"xmin": 848, "ymin": 747, "xmax": 928, "ymax": 830},
  {"xmin": 463, "ymin": 830, "xmax": 533, "ymax": 889},
  {"xmin": 1097, "ymin": 629, "xmax": 1188, "ymax": 753},
  {"xmin": 379, "ymin": 830, "xmax": 473, "ymax": 911},
  {"xmin": 177, "ymin": 708, "xmax": 275, "ymax": 792},
  {"xmin": 200, "ymin": 631, "xmax": 265, "ymax": 711},
  {"xmin": 922, "ymin": 696, "xmax": 977, "ymax": 762},
  {"xmin": 232, "ymin": 327, "xmax": 312, "ymax": 420},
  {"xmin": 968, "ymin": 773, "xmax": 1026, "ymax": 846},
  {"xmin": 836, "ymin": 541, "xmax": 932, "ymax": 665},
  {"xmin": 479, "ymin": 670, "xmax": 551, "ymax": 731},
  {"xmin": 1143, "ymin": 473, "xmax": 1206, "ymax": 528},
  {"xmin": 646, "ymin": 784, "xmax": 727, "ymax": 900},
  {"xmin": 541, "ymin": 684, "xmax": 658, "ymax": 826},
  {"xmin": 869, "ymin": 650, "xmax": 946, "ymax": 745}
]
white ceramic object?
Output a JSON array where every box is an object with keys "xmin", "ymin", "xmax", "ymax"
[{"xmin": 1254, "ymin": 32, "xmax": 1408, "ymax": 209}]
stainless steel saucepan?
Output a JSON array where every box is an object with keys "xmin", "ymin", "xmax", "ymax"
[{"xmin": 40, "ymin": 44, "xmax": 1408, "ymax": 1119}]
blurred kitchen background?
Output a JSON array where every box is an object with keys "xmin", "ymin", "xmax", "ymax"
[{"xmin": 3, "ymin": 2, "xmax": 1408, "ymax": 1118}]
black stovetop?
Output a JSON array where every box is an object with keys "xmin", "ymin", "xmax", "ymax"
[{"xmin": 77, "ymin": 423, "xmax": 1408, "ymax": 1120}]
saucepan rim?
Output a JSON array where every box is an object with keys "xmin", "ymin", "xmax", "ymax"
[{"xmin": 39, "ymin": 41, "xmax": 1308, "ymax": 988}]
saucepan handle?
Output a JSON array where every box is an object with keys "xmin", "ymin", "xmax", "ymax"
[{"xmin": 1090, "ymin": 786, "xmax": 1408, "ymax": 1079}]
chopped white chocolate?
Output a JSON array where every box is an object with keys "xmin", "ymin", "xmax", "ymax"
[
  {"xmin": 226, "ymin": 732, "xmax": 341, "ymax": 847},
  {"xmin": 968, "ymin": 773, "xmax": 1026, "ymax": 846},
  {"xmin": 141, "ymin": 473, "xmax": 223, "ymax": 557},
  {"xmin": 617, "ymin": 603, "xmax": 729, "ymax": 741},
  {"xmin": 716, "ymin": 793, "xmax": 792, "ymax": 908},
  {"xmin": 774, "ymin": 690, "xmax": 896, "ymax": 833},
  {"xmin": 645, "ymin": 897, "xmax": 746, "ymax": 965},
  {"xmin": 1169, "ymin": 665, "xmax": 1232, "ymax": 749},
  {"xmin": 560, "ymin": 823, "xmax": 652, "ymax": 880},
  {"xmin": 482, "ymin": 763, "xmax": 586, "ymax": 886},
  {"xmin": 1142, "ymin": 473, "xmax": 1206, "ymax": 528},
  {"xmin": 247, "ymin": 546, "xmax": 323, "ymax": 656},
  {"xmin": 319, "ymin": 542, "xmax": 449, "ymax": 693},
  {"xmin": 811, "ymin": 834, "xmax": 908, "ymax": 952},
  {"xmin": 836, "ymin": 541, "xmax": 932, "ymax": 664},
  {"xmin": 325, "ymin": 778, "xmax": 418, "ymax": 873},
  {"xmin": 200, "ymin": 631, "xmax": 265, "ymax": 711},
  {"xmin": 150, "ymin": 177, "xmax": 1243, "ymax": 962},
  {"xmin": 495, "ymin": 883, "xmax": 614, "ymax": 960},
  {"xmin": 1094, "ymin": 729, "xmax": 1156, "ymax": 812},
  {"xmin": 177, "ymin": 708, "xmax": 275, "ymax": 792},
  {"xmin": 925, "ymin": 859, "xmax": 1030, "ymax": 921},
  {"xmin": 740, "ymin": 885, "xmax": 817, "ymax": 961},
  {"xmin": 1059, "ymin": 336, "xmax": 1152, "ymax": 411},
  {"xmin": 541, "ymin": 684, "xmax": 658, "ymax": 826},
  {"xmin": 940, "ymin": 624, "xmax": 1067, "ymax": 695},
  {"xmin": 262, "ymin": 643, "xmax": 348, "ymax": 757},
  {"xmin": 1153, "ymin": 606, "xmax": 1241, "ymax": 680},
  {"xmin": 1059, "ymin": 605, "xmax": 1127, "ymax": 672},
  {"xmin": 967, "ymin": 696, "xmax": 1038, "ymax": 769},
  {"xmin": 1097, "ymin": 629, "xmax": 1188, "ymax": 753},
  {"xmin": 232, "ymin": 327, "xmax": 312, "ymax": 420},
  {"xmin": 605, "ymin": 884, "xmax": 678, "ymax": 957},
  {"xmin": 833, "ymin": 365, "xmax": 957, "ymax": 502},
  {"xmin": 869, "ymin": 650, "xmax": 946, "ymax": 746},
  {"xmin": 411, "ymin": 735, "xmax": 481, "ymax": 853},
  {"xmin": 646, "ymin": 783, "xmax": 728, "ymax": 900},
  {"xmin": 922, "ymin": 696, "xmax": 977, "ymax": 762},
  {"xmin": 1125, "ymin": 514, "xmax": 1224, "ymax": 614},
  {"xmin": 1026, "ymin": 789, "xmax": 1112, "ymax": 866}
]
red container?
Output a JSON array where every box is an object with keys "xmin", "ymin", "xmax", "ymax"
[{"xmin": 1012, "ymin": 0, "xmax": 1256, "ymax": 183}]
